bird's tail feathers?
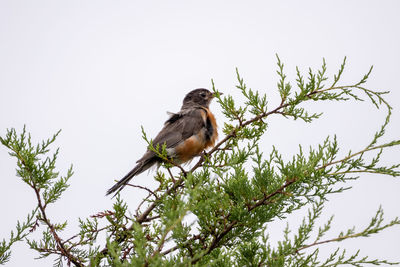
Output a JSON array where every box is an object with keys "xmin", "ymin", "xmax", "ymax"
[{"xmin": 106, "ymin": 160, "xmax": 155, "ymax": 197}]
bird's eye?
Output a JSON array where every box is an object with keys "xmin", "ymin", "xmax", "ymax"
[{"xmin": 200, "ymin": 93, "xmax": 207, "ymax": 98}]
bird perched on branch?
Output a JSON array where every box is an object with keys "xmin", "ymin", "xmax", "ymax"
[{"xmin": 107, "ymin": 88, "xmax": 219, "ymax": 196}]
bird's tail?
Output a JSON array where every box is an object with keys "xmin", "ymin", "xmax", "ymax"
[{"xmin": 106, "ymin": 159, "xmax": 155, "ymax": 197}]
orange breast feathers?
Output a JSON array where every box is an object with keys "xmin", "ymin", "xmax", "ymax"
[{"xmin": 174, "ymin": 108, "xmax": 218, "ymax": 162}]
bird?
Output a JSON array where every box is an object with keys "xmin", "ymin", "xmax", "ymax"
[{"xmin": 106, "ymin": 88, "xmax": 219, "ymax": 196}]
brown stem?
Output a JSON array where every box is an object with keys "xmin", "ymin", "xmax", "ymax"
[
  {"xmin": 248, "ymin": 178, "xmax": 296, "ymax": 212},
  {"xmin": 32, "ymin": 185, "xmax": 84, "ymax": 267},
  {"xmin": 294, "ymin": 235, "xmax": 349, "ymax": 254},
  {"xmin": 126, "ymin": 184, "xmax": 158, "ymax": 199}
]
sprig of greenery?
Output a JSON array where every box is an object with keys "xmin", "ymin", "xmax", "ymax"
[
  {"xmin": 0, "ymin": 127, "xmax": 81, "ymax": 266},
  {"xmin": 0, "ymin": 208, "xmax": 38, "ymax": 264}
]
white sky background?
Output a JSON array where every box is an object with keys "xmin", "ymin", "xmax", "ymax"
[{"xmin": 1, "ymin": 1, "xmax": 399, "ymax": 266}]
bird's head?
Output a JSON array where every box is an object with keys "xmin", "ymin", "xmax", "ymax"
[{"xmin": 181, "ymin": 88, "xmax": 219, "ymax": 109}]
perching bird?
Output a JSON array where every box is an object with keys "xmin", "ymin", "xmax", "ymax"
[{"xmin": 106, "ymin": 88, "xmax": 219, "ymax": 196}]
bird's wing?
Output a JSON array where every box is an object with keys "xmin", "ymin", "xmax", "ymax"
[
  {"xmin": 136, "ymin": 108, "xmax": 206, "ymax": 162},
  {"xmin": 154, "ymin": 108, "xmax": 206, "ymax": 148}
]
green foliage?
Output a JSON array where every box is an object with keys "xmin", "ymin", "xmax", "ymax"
[{"xmin": 1, "ymin": 56, "xmax": 400, "ymax": 266}]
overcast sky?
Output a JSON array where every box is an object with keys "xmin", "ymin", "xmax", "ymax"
[{"xmin": 1, "ymin": 1, "xmax": 399, "ymax": 266}]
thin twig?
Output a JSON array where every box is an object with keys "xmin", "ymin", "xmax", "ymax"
[
  {"xmin": 126, "ymin": 183, "xmax": 158, "ymax": 199},
  {"xmin": 31, "ymin": 183, "xmax": 84, "ymax": 267}
]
